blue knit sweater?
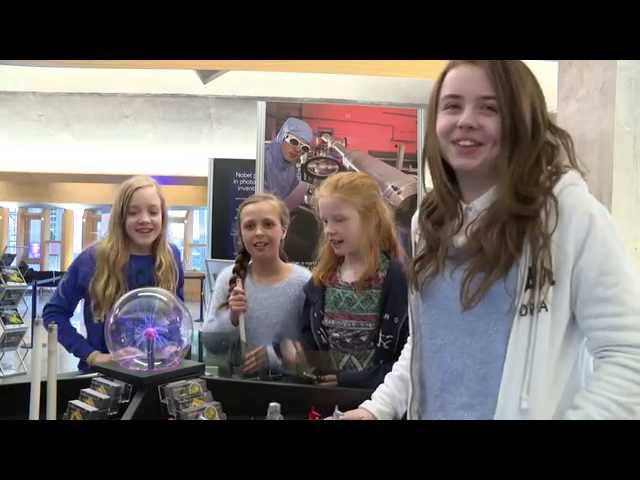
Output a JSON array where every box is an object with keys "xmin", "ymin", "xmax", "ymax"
[{"xmin": 43, "ymin": 244, "xmax": 184, "ymax": 371}]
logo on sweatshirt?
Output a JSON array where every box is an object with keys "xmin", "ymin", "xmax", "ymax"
[{"xmin": 519, "ymin": 265, "xmax": 555, "ymax": 317}]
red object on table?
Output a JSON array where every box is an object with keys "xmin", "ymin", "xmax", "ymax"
[{"xmin": 308, "ymin": 407, "xmax": 322, "ymax": 420}]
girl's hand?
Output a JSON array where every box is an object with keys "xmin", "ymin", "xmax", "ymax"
[
  {"xmin": 241, "ymin": 346, "xmax": 268, "ymax": 374},
  {"xmin": 317, "ymin": 374, "xmax": 337, "ymax": 386},
  {"xmin": 280, "ymin": 339, "xmax": 307, "ymax": 371},
  {"xmin": 113, "ymin": 346, "xmax": 141, "ymax": 361},
  {"xmin": 88, "ymin": 352, "xmax": 113, "ymax": 365},
  {"xmin": 331, "ymin": 408, "xmax": 377, "ymax": 420},
  {"xmin": 229, "ymin": 279, "xmax": 247, "ymax": 326}
]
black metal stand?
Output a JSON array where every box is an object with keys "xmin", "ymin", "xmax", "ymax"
[
  {"xmin": 26, "ymin": 272, "xmax": 63, "ymax": 348},
  {"xmin": 93, "ymin": 360, "xmax": 205, "ymax": 420}
]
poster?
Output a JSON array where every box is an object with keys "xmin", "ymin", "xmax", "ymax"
[
  {"xmin": 209, "ymin": 158, "xmax": 256, "ymax": 260},
  {"xmin": 262, "ymin": 102, "xmax": 419, "ymax": 264}
]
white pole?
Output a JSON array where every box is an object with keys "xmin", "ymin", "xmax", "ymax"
[
  {"xmin": 236, "ymin": 279, "xmax": 247, "ymax": 346},
  {"xmin": 238, "ymin": 313, "xmax": 247, "ymax": 345},
  {"xmin": 46, "ymin": 323, "xmax": 58, "ymax": 420},
  {"xmin": 28, "ymin": 318, "xmax": 44, "ymax": 420}
]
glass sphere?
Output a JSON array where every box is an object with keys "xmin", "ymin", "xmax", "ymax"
[{"xmin": 105, "ymin": 287, "xmax": 193, "ymax": 371}]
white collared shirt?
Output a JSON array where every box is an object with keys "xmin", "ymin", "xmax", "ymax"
[{"xmin": 452, "ymin": 187, "xmax": 497, "ymax": 249}]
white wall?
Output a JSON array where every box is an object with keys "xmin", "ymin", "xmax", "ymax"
[
  {"xmin": 0, "ymin": 62, "xmax": 561, "ymax": 179},
  {"xmin": 524, "ymin": 60, "xmax": 558, "ymax": 113},
  {"xmin": 0, "ymin": 66, "xmax": 432, "ymax": 104},
  {"xmin": 0, "ymin": 67, "xmax": 437, "ymax": 178},
  {"xmin": 0, "ymin": 63, "xmax": 557, "ymax": 109},
  {"xmin": 0, "ymin": 93, "xmax": 258, "ymax": 177}
]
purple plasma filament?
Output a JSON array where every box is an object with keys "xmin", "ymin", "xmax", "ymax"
[{"xmin": 143, "ymin": 327, "xmax": 159, "ymax": 340}]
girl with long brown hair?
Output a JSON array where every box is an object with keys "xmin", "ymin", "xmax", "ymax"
[{"xmin": 343, "ymin": 60, "xmax": 640, "ymax": 419}]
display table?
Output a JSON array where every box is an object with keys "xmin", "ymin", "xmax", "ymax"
[
  {"xmin": 0, "ymin": 368, "xmax": 374, "ymax": 420},
  {"xmin": 93, "ymin": 360, "xmax": 206, "ymax": 420}
]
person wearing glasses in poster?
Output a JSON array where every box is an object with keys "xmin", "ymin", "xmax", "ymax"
[{"xmin": 264, "ymin": 118, "xmax": 314, "ymax": 211}]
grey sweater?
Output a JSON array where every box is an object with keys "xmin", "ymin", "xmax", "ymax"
[{"xmin": 203, "ymin": 263, "xmax": 311, "ymax": 368}]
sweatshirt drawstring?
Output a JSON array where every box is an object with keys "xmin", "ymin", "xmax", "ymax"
[
  {"xmin": 517, "ymin": 245, "xmax": 539, "ymax": 411},
  {"xmin": 519, "ymin": 291, "xmax": 539, "ymax": 410}
]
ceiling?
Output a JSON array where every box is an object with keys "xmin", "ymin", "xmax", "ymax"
[
  {"xmin": 0, "ymin": 60, "xmax": 559, "ymax": 111},
  {"xmin": 0, "ymin": 60, "xmax": 449, "ymax": 79}
]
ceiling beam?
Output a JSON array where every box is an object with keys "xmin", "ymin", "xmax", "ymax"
[
  {"xmin": 194, "ymin": 69, "xmax": 228, "ymax": 84},
  {"xmin": 0, "ymin": 60, "xmax": 448, "ymax": 80}
]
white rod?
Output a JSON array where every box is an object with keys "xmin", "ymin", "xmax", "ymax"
[
  {"xmin": 28, "ymin": 318, "xmax": 44, "ymax": 420},
  {"xmin": 46, "ymin": 323, "xmax": 58, "ymax": 420},
  {"xmin": 237, "ymin": 278, "xmax": 247, "ymax": 345},
  {"xmin": 239, "ymin": 313, "xmax": 247, "ymax": 345}
]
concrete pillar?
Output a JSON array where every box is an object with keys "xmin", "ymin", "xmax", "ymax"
[{"xmin": 557, "ymin": 60, "xmax": 640, "ymax": 267}]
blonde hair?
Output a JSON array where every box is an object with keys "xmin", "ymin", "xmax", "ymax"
[
  {"xmin": 89, "ymin": 175, "xmax": 178, "ymax": 321},
  {"xmin": 312, "ymin": 172, "xmax": 402, "ymax": 289}
]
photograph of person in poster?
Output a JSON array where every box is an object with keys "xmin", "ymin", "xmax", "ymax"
[
  {"xmin": 264, "ymin": 103, "xmax": 419, "ymax": 266},
  {"xmin": 263, "ymin": 117, "xmax": 314, "ymax": 212}
]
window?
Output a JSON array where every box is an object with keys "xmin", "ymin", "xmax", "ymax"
[
  {"xmin": 166, "ymin": 207, "xmax": 209, "ymax": 271},
  {"xmin": 49, "ymin": 208, "xmax": 62, "ymax": 241},
  {"xmin": 168, "ymin": 209, "xmax": 187, "ymax": 265},
  {"xmin": 28, "ymin": 218, "xmax": 41, "ymax": 259},
  {"xmin": 169, "ymin": 221, "xmax": 185, "ymax": 260},
  {"xmin": 190, "ymin": 208, "xmax": 208, "ymax": 272},
  {"xmin": 7, "ymin": 208, "xmax": 17, "ymax": 254},
  {"xmin": 46, "ymin": 207, "xmax": 64, "ymax": 271}
]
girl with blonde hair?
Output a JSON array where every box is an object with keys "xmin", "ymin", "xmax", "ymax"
[{"xmin": 44, "ymin": 176, "xmax": 184, "ymax": 371}]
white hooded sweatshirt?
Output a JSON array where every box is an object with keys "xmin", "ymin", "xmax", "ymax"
[{"xmin": 360, "ymin": 171, "xmax": 640, "ymax": 420}]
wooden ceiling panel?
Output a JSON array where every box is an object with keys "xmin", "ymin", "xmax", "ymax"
[{"xmin": 0, "ymin": 60, "xmax": 448, "ymax": 79}]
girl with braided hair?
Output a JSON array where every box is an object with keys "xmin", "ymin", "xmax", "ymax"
[{"xmin": 203, "ymin": 193, "xmax": 310, "ymax": 375}]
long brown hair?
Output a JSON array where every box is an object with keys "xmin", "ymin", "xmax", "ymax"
[
  {"xmin": 312, "ymin": 172, "xmax": 402, "ymax": 289},
  {"xmin": 413, "ymin": 60, "xmax": 582, "ymax": 310},
  {"xmin": 218, "ymin": 193, "xmax": 290, "ymax": 310},
  {"xmin": 89, "ymin": 176, "xmax": 178, "ymax": 321}
]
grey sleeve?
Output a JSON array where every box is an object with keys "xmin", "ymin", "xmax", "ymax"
[{"xmin": 202, "ymin": 267, "xmax": 236, "ymax": 334}]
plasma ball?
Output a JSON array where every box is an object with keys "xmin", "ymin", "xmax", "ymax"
[{"xmin": 143, "ymin": 327, "xmax": 159, "ymax": 340}]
